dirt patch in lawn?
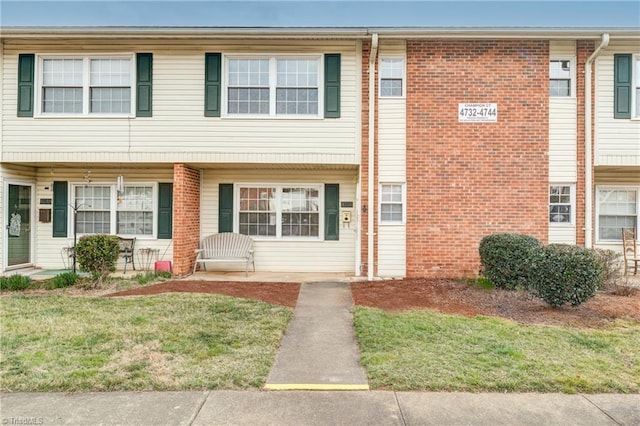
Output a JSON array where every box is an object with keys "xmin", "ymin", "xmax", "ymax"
[
  {"xmin": 107, "ymin": 280, "xmax": 301, "ymax": 308},
  {"xmin": 103, "ymin": 278, "xmax": 640, "ymax": 329}
]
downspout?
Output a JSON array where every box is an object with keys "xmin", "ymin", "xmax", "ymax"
[
  {"xmin": 368, "ymin": 33, "xmax": 378, "ymax": 280},
  {"xmin": 584, "ymin": 33, "xmax": 609, "ymax": 248}
]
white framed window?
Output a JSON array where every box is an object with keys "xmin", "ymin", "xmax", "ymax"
[
  {"xmin": 36, "ymin": 55, "xmax": 134, "ymax": 116},
  {"xmin": 379, "ymin": 57, "xmax": 405, "ymax": 97},
  {"xmin": 225, "ymin": 55, "xmax": 322, "ymax": 117},
  {"xmin": 237, "ymin": 184, "xmax": 322, "ymax": 239},
  {"xmin": 72, "ymin": 183, "xmax": 156, "ymax": 237},
  {"xmin": 596, "ymin": 187, "xmax": 639, "ymax": 241},
  {"xmin": 380, "ymin": 183, "xmax": 405, "ymax": 224},
  {"xmin": 549, "ymin": 57, "xmax": 575, "ymax": 97},
  {"xmin": 549, "ymin": 184, "xmax": 575, "ymax": 225}
]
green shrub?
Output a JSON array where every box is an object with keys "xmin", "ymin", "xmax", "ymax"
[
  {"xmin": 75, "ymin": 234, "xmax": 120, "ymax": 287},
  {"xmin": 592, "ymin": 249, "xmax": 622, "ymax": 291},
  {"xmin": 0, "ymin": 274, "xmax": 32, "ymax": 292},
  {"xmin": 478, "ymin": 233, "xmax": 542, "ymax": 290},
  {"xmin": 49, "ymin": 272, "xmax": 80, "ymax": 289},
  {"xmin": 133, "ymin": 271, "xmax": 171, "ymax": 285},
  {"xmin": 528, "ymin": 244, "xmax": 602, "ymax": 307}
]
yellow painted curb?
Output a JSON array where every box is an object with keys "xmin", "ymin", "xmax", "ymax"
[{"xmin": 264, "ymin": 384, "xmax": 370, "ymax": 391}]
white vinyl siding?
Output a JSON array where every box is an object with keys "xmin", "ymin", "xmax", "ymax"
[
  {"xmin": 377, "ymin": 40, "xmax": 407, "ymax": 277},
  {"xmin": 2, "ymin": 39, "xmax": 359, "ymax": 165},
  {"xmin": 202, "ymin": 168, "xmax": 357, "ymax": 273},
  {"xmin": 594, "ymin": 42, "xmax": 640, "ymax": 166},
  {"xmin": 548, "ymin": 42, "xmax": 577, "ymax": 245}
]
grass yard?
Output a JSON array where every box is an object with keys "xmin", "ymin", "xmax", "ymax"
[
  {"xmin": 354, "ymin": 307, "xmax": 640, "ymax": 393},
  {"xmin": 1, "ymin": 293, "xmax": 292, "ymax": 391}
]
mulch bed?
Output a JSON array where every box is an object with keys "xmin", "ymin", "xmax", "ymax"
[{"xmin": 105, "ymin": 278, "xmax": 640, "ymax": 329}]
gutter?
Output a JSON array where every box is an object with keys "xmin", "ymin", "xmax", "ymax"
[
  {"xmin": 584, "ymin": 33, "xmax": 609, "ymax": 248},
  {"xmin": 367, "ymin": 33, "xmax": 378, "ymax": 281}
]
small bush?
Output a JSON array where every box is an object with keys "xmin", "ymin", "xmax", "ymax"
[
  {"xmin": 592, "ymin": 249, "xmax": 622, "ymax": 291},
  {"xmin": 528, "ymin": 244, "xmax": 602, "ymax": 307},
  {"xmin": 479, "ymin": 233, "xmax": 542, "ymax": 290},
  {"xmin": 75, "ymin": 234, "xmax": 120, "ymax": 287},
  {"xmin": 0, "ymin": 274, "xmax": 32, "ymax": 292},
  {"xmin": 49, "ymin": 272, "xmax": 80, "ymax": 289}
]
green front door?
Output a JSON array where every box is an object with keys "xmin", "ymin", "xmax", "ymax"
[{"xmin": 7, "ymin": 184, "xmax": 32, "ymax": 267}]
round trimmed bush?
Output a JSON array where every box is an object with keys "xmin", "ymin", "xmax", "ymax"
[
  {"xmin": 75, "ymin": 234, "xmax": 120, "ymax": 287},
  {"xmin": 528, "ymin": 244, "xmax": 602, "ymax": 307},
  {"xmin": 479, "ymin": 233, "xmax": 542, "ymax": 290}
]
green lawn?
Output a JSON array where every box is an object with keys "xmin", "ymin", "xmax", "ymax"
[
  {"xmin": 354, "ymin": 307, "xmax": 640, "ymax": 393},
  {"xmin": 1, "ymin": 294, "xmax": 292, "ymax": 391}
]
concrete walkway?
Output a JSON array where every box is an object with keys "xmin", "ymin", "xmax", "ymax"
[
  {"xmin": 2, "ymin": 391, "xmax": 638, "ymax": 425},
  {"xmin": 265, "ymin": 281, "xmax": 369, "ymax": 390}
]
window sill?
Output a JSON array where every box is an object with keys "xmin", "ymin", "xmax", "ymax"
[
  {"xmin": 222, "ymin": 114, "xmax": 324, "ymax": 120},
  {"xmin": 34, "ymin": 114, "xmax": 136, "ymax": 119}
]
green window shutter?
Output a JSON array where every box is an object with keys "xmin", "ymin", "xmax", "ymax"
[
  {"xmin": 324, "ymin": 184, "xmax": 339, "ymax": 240},
  {"xmin": 205, "ymin": 53, "xmax": 222, "ymax": 117},
  {"xmin": 52, "ymin": 181, "xmax": 68, "ymax": 238},
  {"xmin": 614, "ymin": 54, "xmax": 632, "ymax": 119},
  {"xmin": 136, "ymin": 53, "xmax": 153, "ymax": 117},
  {"xmin": 324, "ymin": 54, "xmax": 341, "ymax": 118},
  {"xmin": 219, "ymin": 183, "xmax": 234, "ymax": 232},
  {"xmin": 17, "ymin": 54, "xmax": 35, "ymax": 117},
  {"xmin": 157, "ymin": 183, "xmax": 173, "ymax": 239}
]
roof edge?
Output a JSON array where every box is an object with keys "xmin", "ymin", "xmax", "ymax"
[{"xmin": 1, "ymin": 26, "xmax": 639, "ymax": 40}]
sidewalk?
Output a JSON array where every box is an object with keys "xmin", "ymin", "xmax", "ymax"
[
  {"xmin": 265, "ymin": 281, "xmax": 369, "ymax": 390},
  {"xmin": 2, "ymin": 390, "xmax": 638, "ymax": 425}
]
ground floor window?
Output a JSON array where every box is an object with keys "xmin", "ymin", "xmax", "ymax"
[
  {"xmin": 597, "ymin": 187, "xmax": 639, "ymax": 241},
  {"xmin": 549, "ymin": 184, "xmax": 574, "ymax": 225},
  {"xmin": 237, "ymin": 185, "xmax": 321, "ymax": 239},
  {"xmin": 73, "ymin": 183, "xmax": 155, "ymax": 237},
  {"xmin": 380, "ymin": 183, "xmax": 404, "ymax": 224}
]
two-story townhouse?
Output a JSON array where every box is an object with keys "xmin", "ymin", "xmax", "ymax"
[{"xmin": 1, "ymin": 25, "xmax": 639, "ymax": 279}]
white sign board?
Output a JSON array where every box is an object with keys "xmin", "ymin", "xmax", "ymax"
[{"xmin": 458, "ymin": 103, "xmax": 497, "ymax": 122}]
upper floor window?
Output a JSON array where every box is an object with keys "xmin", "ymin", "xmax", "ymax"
[
  {"xmin": 37, "ymin": 56, "xmax": 133, "ymax": 116},
  {"xmin": 597, "ymin": 187, "xmax": 639, "ymax": 241},
  {"xmin": 226, "ymin": 56, "xmax": 320, "ymax": 117},
  {"xmin": 549, "ymin": 185, "xmax": 574, "ymax": 225},
  {"xmin": 549, "ymin": 59, "xmax": 573, "ymax": 97},
  {"xmin": 380, "ymin": 183, "xmax": 404, "ymax": 223},
  {"xmin": 380, "ymin": 58, "xmax": 404, "ymax": 97}
]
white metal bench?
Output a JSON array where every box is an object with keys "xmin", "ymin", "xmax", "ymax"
[{"xmin": 193, "ymin": 233, "xmax": 255, "ymax": 276}]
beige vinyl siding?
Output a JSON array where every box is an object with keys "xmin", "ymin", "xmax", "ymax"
[
  {"xmin": 548, "ymin": 227, "xmax": 576, "ymax": 245},
  {"xmin": 1, "ymin": 165, "xmax": 37, "ymax": 272},
  {"xmin": 377, "ymin": 40, "xmax": 407, "ymax": 277},
  {"xmin": 2, "ymin": 39, "xmax": 360, "ymax": 165},
  {"xmin": 201, "ymin": 168, "xmax": 357, "ymax": 273},
  {"xmin": 595, "ymin": 42, "xmax": 640, "ymax": 166},
  {"xmin": 549, "ymin": 99, "xmax": 577, "ymax": 182},
  {"xmin": 33, "ymin": 167, "xmax": 174, "ymax": 270}
]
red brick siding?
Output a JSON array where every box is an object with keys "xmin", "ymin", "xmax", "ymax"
[
  {"xmin": 405, "ymin": 40, "xmax": 549, "ymax": 278},
  {"xmin": 172, "ymin": 164, "xmax": 200, "ymax": 276}
]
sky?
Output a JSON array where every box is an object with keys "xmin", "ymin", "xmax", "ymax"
[{"xmin": 1, "ymin": 0, "xmax": 639, "ymax": 28}]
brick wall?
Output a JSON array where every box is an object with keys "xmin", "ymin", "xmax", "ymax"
[
  {"xmin": 404, "ymin": 40, "xmax": 549, "ymax": 278},
  {"xmin": 172, "ymin": 164, "xmax": 201, "ymax": 276}
]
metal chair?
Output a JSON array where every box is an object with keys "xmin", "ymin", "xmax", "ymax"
[
  {"xmin": 118, "ymin": 237, "xmax": 136, "ymax": 273},
  {"xmin": 622, "ymin": 228, "xmax": 640, "ymax": 276}
]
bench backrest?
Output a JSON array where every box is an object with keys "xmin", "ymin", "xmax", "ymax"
[{"xmin": 201, "ymin": 233, "xmax": 253, "ymax": 258}]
